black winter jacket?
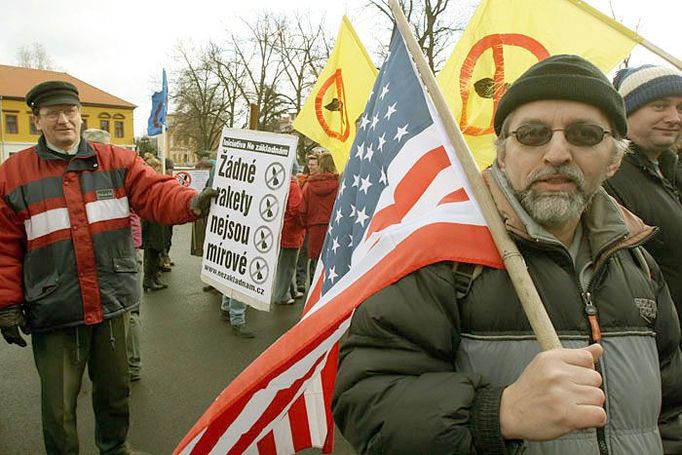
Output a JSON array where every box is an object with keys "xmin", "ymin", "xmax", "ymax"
[
  {"xmin": 334, "ymin": 167, "xmax": 682, "ymax": 455},
  {"xmin": 604, "ymin": 146, "xmax": 682, "ymax": 313}
]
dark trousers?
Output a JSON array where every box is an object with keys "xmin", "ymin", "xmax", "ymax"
[
  {"xmin": 143, "ymin": 247, "xmax": 162, "ymax": 285},
  {"xmin": 32, "ymin": 314, "xmax": 130, "ymax": 455}
]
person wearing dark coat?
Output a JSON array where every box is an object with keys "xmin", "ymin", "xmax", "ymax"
[
  {"xmin": 333, "ymin": 55, "xmax": 682, "ymax": 455},
  {"xmin": 604, "ymin": 64, "xmax": 682, "ymax": 314},
  {"xmin": 141, "ymin": 156, "xmax": 169, "ymax": 291}
]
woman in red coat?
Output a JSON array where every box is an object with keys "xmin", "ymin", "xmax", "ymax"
[
  {"xmin": 272, "ymin": 173, "xmax": 306, "ymax": 305},
  {"xmin": 300, "ymin": 152, "xmax": 339, "ymax": 273}
]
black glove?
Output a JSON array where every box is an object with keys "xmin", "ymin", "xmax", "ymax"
[
  {"xmin": 0, "ymin": 305, "xmax": 30, "ymax": 348},
  {"xmin": 190, "ymin": 187, "xmax": 219, "ymax": 216}
]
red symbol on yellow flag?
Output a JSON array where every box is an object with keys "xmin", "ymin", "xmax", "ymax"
[
  {"xmin": 314, "ymin": 69, "xmax": 350, "ymax": 142},
  {"xmin": 459, "ymin": 34, "xmax": 550, "ymax": 136}
]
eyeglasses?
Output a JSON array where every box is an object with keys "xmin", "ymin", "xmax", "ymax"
[
  {"xmin": 509, "ymin": 123, "xmax": 612, "ymax": 147},
  {"xmin": 39, "ymin": 106, "xmax": 80, "ymax": 121}
]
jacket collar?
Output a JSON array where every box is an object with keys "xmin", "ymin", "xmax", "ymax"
[
  {"xmin": 485, "ymin": 163, "xmax": 655, "ymax": 265},
  {"xmin": 35, "ymin": 135, "xmax": 100, "ymax": 172},
  {"xmin": 625, "ymin": 143, "xmax": 679, "ymax": 186}
]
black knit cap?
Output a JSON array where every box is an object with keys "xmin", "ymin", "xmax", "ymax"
[
  {"xmin": 26, "ymin": 80, "xmax": 81, "ymax": 110},
  {"xmin": 494, "ymin": 54, "xmax": 627, "ymax": 138}
]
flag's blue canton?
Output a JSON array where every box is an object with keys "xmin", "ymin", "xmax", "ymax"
[{"xmin": 319, "ymin": 32, "xmax": 434, "ymax": 293}]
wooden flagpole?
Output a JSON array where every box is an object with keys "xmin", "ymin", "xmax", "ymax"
[{"xmin": 388, "ymin": 0, "xmax": 562, "ymax": 351}]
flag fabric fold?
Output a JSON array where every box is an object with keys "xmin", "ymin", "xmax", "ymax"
[
  {"xmin": 436, "ymin": 0, "xmax": 638, "ymax": 169},
  {"xmin": 147, "ymin": 69, "xmax": 168, "ymax": 136},
  {"xmin": 175, "ymin": 23, "xmax": 504, "ymax": 455},
  {"xmin": 292, "ymin": 16, "xmax": 377, "ymax": 171}
]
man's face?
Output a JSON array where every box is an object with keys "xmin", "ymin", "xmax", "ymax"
[
  {"xmin": 308, "ymin": 158, "xmax": 320, "ymax": 175},
  {"xmin": 627, "ymin": 96, "xmax": 682, "ymax": 154},
  {"xmin": 34, "ymin": 104, "xmax": 82, "ymax": 149},
  {"xmin": 498, "ymin": 100, "xmax": 621, "ymax": 227}
]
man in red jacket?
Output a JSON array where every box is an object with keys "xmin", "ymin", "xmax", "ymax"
[{"xmin": 0, "ymin": 81, "xmax": 215, "ymax": 455}]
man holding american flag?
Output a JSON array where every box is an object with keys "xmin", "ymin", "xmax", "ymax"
[
  {"xmin": 174, "ymin": 13, "xmax": 682, "ymax": 455},
  {"xmin": 333, "ymin": 44, "xmax": 682, "ymax": 454}
]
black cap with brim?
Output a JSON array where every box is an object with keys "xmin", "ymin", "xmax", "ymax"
[
  {"xmin": 26, "ymin": 81, "xmax": 81, "ymax": 109},
  {"xmin": 493, "ymin": 55, "xmax": 627, "ymax": 138}
]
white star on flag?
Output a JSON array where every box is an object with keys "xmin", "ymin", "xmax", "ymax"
[
  {"xmin": 394, "ymin": 124, "xmax": 409, "ymax": 142},
  {"xmin": 377, "ymin": 133, "xmax": 386, "ymax": 151},
  {"xmin": 359, "ymin": 175, "xmax": 373, "ymax": 194},
  {"xmin": 380, "ymin": 82, "xmax": 390, "ymax": 100},
  {"xmin": 385, "ymin": 102, "xmax": 397, "ymax": 120}
]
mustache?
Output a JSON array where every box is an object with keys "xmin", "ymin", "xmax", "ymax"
[{"xmin": 526, "ymin": 165, "xmax": 585, "ymax": 190}]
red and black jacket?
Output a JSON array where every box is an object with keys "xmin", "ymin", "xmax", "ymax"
[{"xmin": 0, "ymin": 137, "xmax": 197, "ymax": 332}]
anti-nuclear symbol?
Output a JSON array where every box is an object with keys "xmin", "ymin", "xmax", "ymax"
[
  {"xmin": 259, "ymin": 194, "xmax": 279, "ymax": 222},
  {"xmin": 265, "ymin": 162, "xmax": 286, "ymax": 190},
  {"xmin": 249, "ymin": 257, "xmax": 269, "ymax": 284},
  {"xmin": 458, "ymin": 34, "xmax": 550, "ymax": 136},
  {"xmin": 254, "ymin": 226, "xmax": 274, "ymax": 253}
]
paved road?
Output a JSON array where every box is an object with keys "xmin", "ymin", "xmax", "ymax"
[{"xmin": 0, "ymin": 224, "xmax": 355, "ymax": 455}]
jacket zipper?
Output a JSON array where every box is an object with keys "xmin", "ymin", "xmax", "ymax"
[{"xmin": 581, "ymin": 290, "xmax": 608, "ymax": 455}]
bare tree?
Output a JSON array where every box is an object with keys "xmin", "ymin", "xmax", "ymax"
[
  {"xmin": 216, "ymin": 13, "xmax": 289, "ymax": 131},
  {"xmin": 172, "ymin": 46, "xmax": 233, "ymax": 156},
  {"xmin": 16, "ymin": 43, "xmax": 54, "ymax": 70},
  {"xmin": 274, "ymin": 14, "xmax": 331, "ymax": 114},
  {"xmin": 369, "ymin": 0, "xmax": 467, "ymax": 72}
]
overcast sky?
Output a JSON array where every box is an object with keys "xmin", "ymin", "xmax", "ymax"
[{"xmin": 1, "ymin": 0, "xmax": 680, "ymax": 137}]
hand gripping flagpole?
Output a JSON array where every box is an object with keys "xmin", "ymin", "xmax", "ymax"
[{"xmin": 388, "ymin": 0, "xmax": 562, "ymax": 351}]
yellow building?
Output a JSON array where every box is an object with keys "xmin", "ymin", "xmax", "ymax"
[{"xmin": 0, "ymin": 64, "xmax": 136, "ymax": 162}]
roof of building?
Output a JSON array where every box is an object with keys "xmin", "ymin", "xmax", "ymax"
[{"xmin": 0, "ymin": 64, "xmax": 136, "ymax": 109}]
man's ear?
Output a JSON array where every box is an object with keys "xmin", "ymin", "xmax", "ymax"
[
  {"xmin": 605, "ymin": 152, "xmax": 623, "ymax": 178},
  {"xmin": 496, "ymin": 144, "xmax": 507, "ymax": 171},
  {"xmin": 32, "ymin": 115, "xmax": 42, "ymax": 133}
]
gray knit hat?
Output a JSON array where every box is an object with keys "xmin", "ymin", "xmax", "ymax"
[
  {"xmin": 494, "ymin": 54, "xmax": 627, "ymax": 137},
  {"xmin": 613, "ymin": 64, "xmax": 682, "ymax": 115}
]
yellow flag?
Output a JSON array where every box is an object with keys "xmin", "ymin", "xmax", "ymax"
[
  {"xmin": 293, "ymin": 16, "xmax": 377, "ymax": 170},
  {"xmin": 437, "ymin": 0, "xmax": 639, "ymax": 169}
]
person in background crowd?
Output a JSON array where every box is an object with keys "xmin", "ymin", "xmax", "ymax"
[
  {"xmin": 141, "ymin": 155, "xmax": 170, "ymax": 292},
  {"xmin": 160, "ymin": 158, "xmax": 176, "ymax": 271},
  {"xmin": 191, "ymin": 158, "xmax": 215, "ymax": 258},
  {"xmin": 82, "ymin": 128, "xmax": 143, "ymax": 382},
  {"xmin": 272, "ymin": 161, "xmax": 306, "ymax": 305},
  {"xmin": 604, "ymin": 65, "xmax": 682, "ymax": 314},
  {"xmin": 0, "ymin": 80, "xmax": 216, "ymax": 455},
  {"xmin": 333, "ymin": 55, "xmax": 682, "ymax": 454},
  {"xmin": 295, "ymin": 150, "xmax": 323, "ymax": 291},
  {"xmin": 300, "ymin": 151, "xmax": 339, "ymax": 277}
]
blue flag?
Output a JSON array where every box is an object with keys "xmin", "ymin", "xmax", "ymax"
[{"xmin": 147, "ymin": 69, "xmax": 168, "ymax": 136}]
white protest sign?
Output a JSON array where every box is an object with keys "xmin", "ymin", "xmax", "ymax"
[
  {"xmin": 200, "ymin": 128, "xmax": 297, "ymax": 311},
  {"xmin": 173, "ymin": 169, "xmax": 210, "ymax": 191}
]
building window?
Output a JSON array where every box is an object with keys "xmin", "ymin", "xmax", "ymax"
[
  {"xmin": 5, "ymin": 114, "xmax": 18, "ymax": 134},
  {"xmin": 114, "ymin": 121, "xmax": 124, "ymax": 138},
  {"xmin": 100, "ymin": 120, "xmax": 110, "ymax": 132},
  {"xmin": 29, "ymin": 118, "xmax": 39, "ymax": 135},
  {"xmin": 82, "ymin": 118, "xmax": 88, "ymax": 130}
]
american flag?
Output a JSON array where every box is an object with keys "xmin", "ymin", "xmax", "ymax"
[{"xmin": 174, "ymin": 28, "xmax": 503, "ymax": 455}]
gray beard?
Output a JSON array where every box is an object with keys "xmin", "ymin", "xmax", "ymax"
[{"xmin": 507, "ymin": 165, "xmax": 594, "ymax": 228}]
